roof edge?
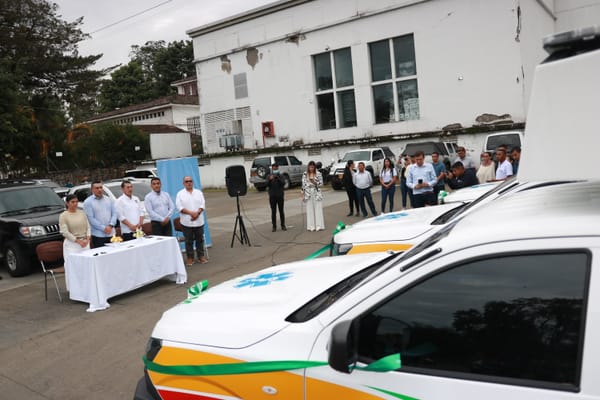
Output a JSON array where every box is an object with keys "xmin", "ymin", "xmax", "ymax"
[{"xmin": 186, "ymin": 0, "xmax": 313, "ymax": 37}]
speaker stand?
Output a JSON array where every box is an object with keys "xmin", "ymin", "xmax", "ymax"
[{"xmin": 231, "ymin": 195, "xmax": 251, "ymax": 247}]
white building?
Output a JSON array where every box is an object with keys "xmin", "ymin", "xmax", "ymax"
[{"xmin": 187, "ymin": 0, "xmax": 600, "ymax": 155}]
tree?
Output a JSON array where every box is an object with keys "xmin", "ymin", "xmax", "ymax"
[
  {"xmin": 67, "ymin": 123, "xmax": 150, "ymax": 169},
  {"xmin": 0, "ymin": 0, "xmax": 108, "ymax": 173},
  {"xmin": 98, "ymin": 40, "xmax": 195, "ymax": 112}
]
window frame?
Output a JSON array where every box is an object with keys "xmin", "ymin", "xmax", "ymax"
[
  {"xmin": 369, "ymin": 34, "xmax": 419, "ymax": 124},
  {"xmin": 355, "ymin": 249, "xmax": 590, "ymax": 392},
  {"xmin": 313, "ymin": 47, "xmax": 357, "ymax": 130}
]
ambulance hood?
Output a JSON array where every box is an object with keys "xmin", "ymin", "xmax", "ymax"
[
  {"xmin": 151, "ymin": 253, "xmax": 391, "ymax": 348},
  {"xmin": 335, "ymin": 202, "xmax": 462, "ymax": 244}
]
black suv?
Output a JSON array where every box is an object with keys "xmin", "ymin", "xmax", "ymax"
[{"xmin": 0, "ymin": 182, "xmax": 65, "ymax": 277}]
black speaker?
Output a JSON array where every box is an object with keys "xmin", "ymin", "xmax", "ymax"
[{"xmin": 225, "ymin": 165, "xmax": 248, "ymax": 197}]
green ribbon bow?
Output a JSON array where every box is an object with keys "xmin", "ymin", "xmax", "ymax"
[
  {"xmin": 182, "ymin": 280, "xmax": 209, "ymax": 304},
  {"xmin": 304, "ymin": 221, "xmax": 347, "ymax": 259}
]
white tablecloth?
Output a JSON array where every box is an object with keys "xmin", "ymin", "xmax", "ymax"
[{"xmin": 66, "ymin": 236, "xmax": 187, "ymax": 312}]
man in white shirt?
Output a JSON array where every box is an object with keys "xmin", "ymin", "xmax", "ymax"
[
  {"xmin": 116, "ymin": 180, "xmax": 144, "ymax": 241},
  {"xmin": 145, "ymin": 177, "xmax": 175, "ymax": 236},
  {"xmin": 352, "ymin": 162, "xmax": 378, "ymax": 217},
  {"xmin": 454, "ymin": 146, "xmax": 477, "ymax": 171},
  {"xmin": 175, "ymin": 176, "xmax": 208, "ymax": 266},
  {"xmin": 494, "ymin": 147, "xmax": 514, "ymax": 181}
]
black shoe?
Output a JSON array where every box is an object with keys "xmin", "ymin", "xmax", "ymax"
[
  {"xmin": 346, "ymin": 212, "xmax": 353, "ymax": 217},
  {"xmin": 272, "ymin": 227, "xmax": 276, "ymax": 232},
  {"xmin": 281, "ymin": 226, "xmax": 287, "ymax": 231}
]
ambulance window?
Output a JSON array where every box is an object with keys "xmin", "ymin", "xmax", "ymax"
[{"xmin": 357, "ymin": 252, "xmax": 589, "ymax": 390}]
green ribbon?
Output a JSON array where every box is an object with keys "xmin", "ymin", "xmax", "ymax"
[
  {"xmin": 304, "ymin": 221, "xmax": 347, "ymax": 259},
  {"xmin": 143, "ymin": 353, "xmax": 400, "ymax": 376},
  {"xmin": 182, "ymin": 280, "xmax": 209, "ymax": 304}
]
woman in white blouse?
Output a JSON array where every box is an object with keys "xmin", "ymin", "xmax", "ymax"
[
  {"xmin": 379, "ymin": 158, "xmax": 398, "ymax": 213},
  {"xmin": 476, "ymin": 152, "xmax": 496, "ymax": 183},
  {"xmin": 302, "ymin": 161, "xmax": 325, "ymax": 231},
  {"xmin": 59, "ymin": 194, "xmax": 91, "ymax": 289}
]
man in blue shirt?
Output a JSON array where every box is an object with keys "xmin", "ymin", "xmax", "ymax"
[
  {"xmin": 83, "ymin": 180, "xmax": 117, "ymax": 248},
  {"xmin": 431, "ymin": 151, "xmax": 447, "ymax": 203},
  {"xmin": 145, "ymin": 177, "xmax": 175, "ymax": 236},
  {"xmin": 406, "ymin": 151, "xmax": 438, "ymax": 208}
]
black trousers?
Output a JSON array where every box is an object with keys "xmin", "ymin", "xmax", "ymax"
[
  {"xmin": 151, "ymin": 220, "xmax": 172, "ymax": 236},
  {"xmin": 182, "ymin": 225, "xmax": 205, "ymax": 259},
  {"xmin": 269, "ymin": 195, "xmax": 285, "ymax": 228},
  {"xmin": 345, "ymin": 187, "xmax": 359, "ymax": 213},
  {"xmin": 91, "ymin": 235, "xmax": 110, "ymax": 249}
]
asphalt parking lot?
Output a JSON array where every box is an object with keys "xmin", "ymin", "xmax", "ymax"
[{"xmin": 0, "ymin": 185, "xmax": 382, "ymax": 400}]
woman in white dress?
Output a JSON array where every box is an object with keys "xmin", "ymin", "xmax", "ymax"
[
  {"xmin": 302, "ymin": 161, "xmax": 325, "ymax": 231},
  {"xmin": 59, "ymin": 194, "xmax": 91, "ymax": 290},
  {"xmin": 476, "ymin": 151, "xmax": 496, "ymax": 183}
]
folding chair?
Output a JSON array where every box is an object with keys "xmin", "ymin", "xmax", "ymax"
[
  {"xmin": 141, "ymin": 222, "xmax": 153, "ymax": 236},
  {"xmin": 173, "ymin": 217, "xmax": 208, "ymax": 259},
  {"xmin": 36, "ymin": 241, "xmax": 65, "ymax": 303}
]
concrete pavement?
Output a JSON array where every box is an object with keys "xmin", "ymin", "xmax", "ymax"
[{"xmin": 0, "ymin": 185, "xmax": 388, "ymax": 400}]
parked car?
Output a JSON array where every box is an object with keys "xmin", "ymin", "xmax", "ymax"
[
  {"xmin": 400, "ymin": 140, "xmax": 458, "ymax": 170},
  {"xmin": 483, "ymin": 131, "xmax": 523, "ymax": 157},
  {"xmin": 134, "ymin": 180, "xmax": 600, "ymax": 400},
  {"xmin": 124, "ymin": 168, "xmax": 158, "ymax": 179},
  {"xmin": 28, "ymin": 179, "xmax": 70, "ymax": 198},
  {"xmin": 66, "ymin": 179, "xmax": 152, "ymax": 222},
  {"xmin": 329, "ymin": 146, "xmax": 396, "ymax": 190},
  {"xmin": 249, "ymin": 155, "xmax": 303, "ymax": 191},
  {"xmin": 0, "ymin": 181, "xmax": 65, "ymax": 277}
]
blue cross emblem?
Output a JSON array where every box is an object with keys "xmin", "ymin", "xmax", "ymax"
[
  {"xmin": 234, "ymin": 272, "xmax": 293, "ymax": 288},
  {"xmin": 374, "ymin": 212, "xmax": 409, "ymax": 221}
]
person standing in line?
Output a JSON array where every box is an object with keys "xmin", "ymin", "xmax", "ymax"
[
  {"xmin": 379, "ymin": 157, "xmax": 397, "ymax": 213},
  {"xmin": 301, "ymin": 161, "xmax": 325, "ymax": 231},
  {"xmin": 406, "ymin": 151, "xmax": 438, "ymax": 208},
  {"xmin": 59, "ymin": 194, "xmax": 90, "ymax": 290},
  {"xmin": 511, "ymin": 145, "xmax": 521, "ymax": 176},
  {"xmin": 176, "ymin": 176, "xmax": 208, "ymax": 266},
  {"xmin": 476, "ymin": 152, "xmax": 496, "ymax": 183},
  {"xmin": 398, "ymin": 155, "xmax": 411, "ymax": 209},
  {"xmin": 493, "ymin": 147, "xmax": 514, "ymax": 181},
  {"xmin": 116, "ymin": 180, "xmax": 144, "ymax": 241},
  {"xmin": 454, "ymin": 146, "xmax": 477, "ymax": 171},
  {"xmin": 145, "ymin": 177, "xmax": 175, "ymax": 236},
  {"xmin": 431, "ymin": 151, "xmax": 447, "ymax": 203},
  {"xmin": 342, "ymin": 160, "xmax": 359, "ymax": 217},
  {"xmin": 267, "ymin": 163, "xmax": 286, "ymax": 232},
  {"xmin": 83, "ymin": 180, "xmax": 117, "ymax": 248},
  {"xmin": 353, "ymin": 161, "xmax": 377, "ymax": 217}
]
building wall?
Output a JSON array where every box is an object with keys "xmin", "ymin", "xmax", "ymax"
[
  {"xmin": 555, "ymin": 0, "xmax": 600, "ymax": 31},
  {"xmin": 191, "ymin": 0, "xmax": 552, "ymax": 154}
]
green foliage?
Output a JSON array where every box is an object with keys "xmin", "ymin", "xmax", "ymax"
[
  {"xmin": 67, "ymin": 123, "xmax": 150, "ymax": 169},
  {"xmin": 98, "ymin": 40, "xmax": 195, "ymax": 112},
  {"xmin": 0, "ymin": 0, "xmax": 108, "ymax": 173}
]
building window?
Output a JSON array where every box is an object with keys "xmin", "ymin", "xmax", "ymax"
[
  {"xmin": 313, "ymin": 47, "xmax": 357, "ymax": 130},
  {"xmin": 369, "ymin": 34, "xmax": 419, "ymax": 123},
  {"xmin": 234, "ymin": 73, "xmax": 248, "ymax": 99}
]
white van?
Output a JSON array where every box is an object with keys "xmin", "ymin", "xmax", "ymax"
[
  {"xmin": 135, "ymin": 180, "xmax": 600, "ymax": 400},
  {"xmin": 134, "ymin": 27, "xmax": 600, "ymax": 400}
]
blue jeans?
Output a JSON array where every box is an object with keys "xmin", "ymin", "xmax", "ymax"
[
  {"xmin": 381, "ymin": 184, "xmax": 396, "ymax": 213},
  {"xmin": 356, "ymin": 187, "xmax": 377, "ymax": 216},
  {"xmin": 400, "ymin": 178, "xmax": 409, "ymax": 208}
]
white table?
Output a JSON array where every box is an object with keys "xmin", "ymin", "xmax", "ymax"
[{"xmin": 66, "ymin": 236, "xmax": 187, "ymax": 312}]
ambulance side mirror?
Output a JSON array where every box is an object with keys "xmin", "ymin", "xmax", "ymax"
[{"xmin": 328, "ymin": 320, "xmax": 358, "ymax": 374}]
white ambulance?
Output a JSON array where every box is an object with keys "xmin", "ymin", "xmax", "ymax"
[{"xmin": 135, "ymin": 27, "xmax": 600, "ymax": 400}]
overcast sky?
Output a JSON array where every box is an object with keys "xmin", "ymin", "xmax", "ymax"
[{"xmin": 54, "ymin": 0, "xmax": 274, "ymax": 71}]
